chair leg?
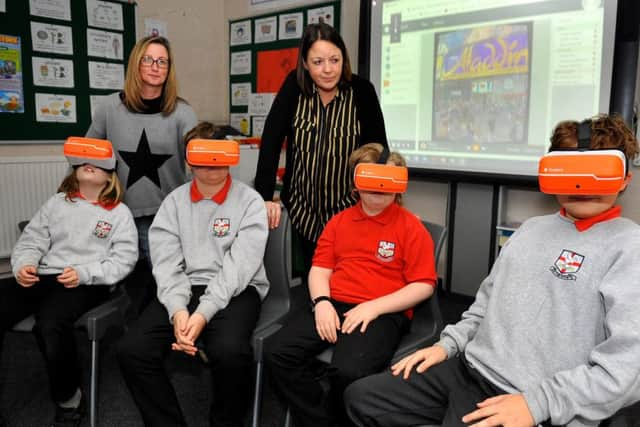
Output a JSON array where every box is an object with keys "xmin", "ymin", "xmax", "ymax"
[
  {"xmin": 284, "ymin": 408, "xmax": 292, "ymax": 427},
  {"xmin": 251, "ymin": 360, "xmax": 263, "ymax": 427},
  {"xmin": 90, "ymin": 339, "xmax": 99, "ymax": 427}
]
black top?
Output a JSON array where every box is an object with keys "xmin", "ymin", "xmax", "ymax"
[
  {"xmin": 254, "ymin": 71, "xmax": 388, "ymax": 241},
  {"xmin": 118, "ymin": 91, "xmax": 163, "ymax": 114}
]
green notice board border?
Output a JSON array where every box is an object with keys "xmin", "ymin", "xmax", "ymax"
[{"xmin": 0, "ymin": 0, "xmax": 136, "ymax": 143}]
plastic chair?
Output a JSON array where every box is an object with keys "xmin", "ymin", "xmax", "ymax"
[
  {"xmin": 250, "ymin": 206, "xmax": 293, "ymax": 427},
  {"xmin": 11, "ymin": 220, "xmax": 130, "ymax": 427},
  {"xmin": 284, "ymin": 220, "xmax": 448, "ymax": 427}
]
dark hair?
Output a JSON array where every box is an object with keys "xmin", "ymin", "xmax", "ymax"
[
  {"xmin": 183, "ymin": 121, "xmax": 218, "ymax": 156},
  {"xmin": 550, "ymin": 114, "xmax": 639, "ymax": 161},
  {"xmin": 296, "ymin": 23, "xmax": 352, "ymax": 97}
]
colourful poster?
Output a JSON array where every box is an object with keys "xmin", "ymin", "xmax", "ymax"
[
  {"xmin": 257, "ymin": 47, "xmax": 298, "ymax": 93},
  {"xmin": 0, "ymin": 34, "xmax": 24, "ymax": 113},
  {"xmin": 432, "ymin": 23, "xmax": 531, "ymax": 144}
]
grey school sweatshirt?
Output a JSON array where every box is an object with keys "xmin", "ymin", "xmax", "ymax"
[
  {"xmin": 436, "ymin": 211, "xmax": 640, "ymax": 426},
  {"xmin": 11, "ymin": 193, "xmax": 138, "ymax": 286},
  {"xmin": 149, "ymin": 179, "xmax": 269, "ymax": 322},
  {"xmin": 86, "ymin": 92, "xmax": 198, "ymax": 217}
]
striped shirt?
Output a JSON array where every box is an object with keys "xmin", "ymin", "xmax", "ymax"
[
  {"xmin": 255, "ymin": 71, "xmax": 388, "ymax": 242},
  {"xmin": 288, "ymin": 87, "xmax": 360, "ymax": 241}
]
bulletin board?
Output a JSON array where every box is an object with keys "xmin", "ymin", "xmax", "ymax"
[
  {"xmin": 0, "ymin": 0, "xmax": 136, "ymax": 143},
  {"xmin": 228, "ymin": 1, "xmax": 340, "ymax": 137}
]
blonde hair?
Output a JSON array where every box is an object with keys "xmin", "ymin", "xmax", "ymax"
[
  {"xmin": 58, "ymin": 168, "xmax": 124, "ymax": 206},
  {"xmin": 349, "ymin": 143, "xmax": 406, "ymax": 204},
  {"xmin": 122, "ymin": 36, "xmax": 181, "ymax": 114}
]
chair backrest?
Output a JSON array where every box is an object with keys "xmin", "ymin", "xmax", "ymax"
[
  {"xmin": 257, "ymin": 207, "xmax": 292, "ymax": 328},
  {"xmin": 406, "ymin": 221, "xmax": 447, "ymax": 336},
  {"xmin": 422, "ymin": 220, "xmax": 447, "ymax": 268}
]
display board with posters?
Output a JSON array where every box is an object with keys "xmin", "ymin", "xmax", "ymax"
[
  {"xmin": 0, "ymin": 0, "xmax": 135, "ymax": 142},
  {"xmin": 229, "ymin": 1, "xmax": 340, "ymax": 136}
]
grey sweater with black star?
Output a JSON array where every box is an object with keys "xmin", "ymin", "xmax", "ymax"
[
  {"xmin": 86, "ymin": 92, "xmax": 198, "ymax": 217},
  {"xmin": 11, "ymin": 193, "xmax": 138, "ymax": 286},
  {"xmin": 149, "ymin": 180, "xmax": 269, "ymax": 322},
  {"xmin": 436, "ymin": 212, "xmax": 640, "ymax": 426}
]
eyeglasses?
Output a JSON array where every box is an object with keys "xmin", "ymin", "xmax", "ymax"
[{"xmin": 140, "ymin": 55, "xmax": 170, "ymax": 68}]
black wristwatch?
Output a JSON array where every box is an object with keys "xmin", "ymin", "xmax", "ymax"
[{"xmin": 311, "ymin": 295, "xmax": 331, "ymax": 311}]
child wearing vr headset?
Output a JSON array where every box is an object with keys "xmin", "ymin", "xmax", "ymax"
[
  {"xmin": 1, "ymin": 137, "xmax": 138, "ymax": 427},
  {"xmin": 265, "ymin": 143, "xmax": 437, "ymax": 427},
  {"xmin": 116, "ymin": 122, "xmax": 269, "ymax": 427},
  {"xmin": 345, "ymin": 114, "xmax": 640, "ymax": 427}
]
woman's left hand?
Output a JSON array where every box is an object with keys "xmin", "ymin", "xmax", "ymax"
[
  {"xmin": 265, "ymin": 201, "xmax": 282, "ymax": 229},
  {"xmin": 57, "ymin": 267, "xmax": 80, "ymax": 288},
  {"xmin": 341, "ymin": 301, "xmax": 380, "ymax": 334}
]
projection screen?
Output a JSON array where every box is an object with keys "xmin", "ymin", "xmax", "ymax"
[{"xmin": 368, "ymin": 0, "xmax": 618, "ymax": 179}]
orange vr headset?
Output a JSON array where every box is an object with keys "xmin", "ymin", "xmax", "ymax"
[
  {"xmin": 186, "ymin": 139, "xmax": 240, "ymax": 166},
  {"xmin": 538, "ymin": 120, "xmax": 628, "ymax": 195},
  {"xmin": 64, "ymin": 137, "xmax": 116, "ymax": 171},
  {"xmin": 354, "ymin": 147, "xmax": 408, "ymax": 193}
]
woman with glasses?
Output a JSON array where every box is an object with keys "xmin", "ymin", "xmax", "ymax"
[{"xmin": 86, "ymin": 36, "xmax": 197, "ymax": 311}]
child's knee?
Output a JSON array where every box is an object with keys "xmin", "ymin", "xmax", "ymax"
[
  {"xmin": 206, "ymin": 337, "xmax": 251, "ymax": 367},
  {"xmin": 331, "ymin": 361, "xmax": 379, "ymax": 387},
  {"xmin": 115, "ymin": 332, "xmax": 149, "ymax": 368},
  {"xmin": 343, "ymin": 378, "xmax": 369, "ymax": 413}
]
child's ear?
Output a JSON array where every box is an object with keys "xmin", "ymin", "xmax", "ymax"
[{"xmin": 621, "ymin": 173, "xmax": 632, "ymax": 191}]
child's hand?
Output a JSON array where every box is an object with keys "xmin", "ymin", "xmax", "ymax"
[
  {"xmin": 57, "ymin": 267, "xmax": 79, "ymax": 288},
  {"xmin": 185, "ymin": 312, "xmax": 207, "ymax": 344},
  {"xmin": 391, "ymin": 345, "xmax": 447, "ymax": 379},
  {"xmin": 172, "ymin": 313, "xmax": 206, "ymax": 356},
  {"xmin": 16, "ymin": 265, "xmax": 39, "ymax": 287},
  {"xmin": 172, "ymin": 310, "xmax": 196, "ymax": 354},
  {"xmin": 341, "ymin": 301, "xmax": 380, "ymax": 334},
  {"xmin": 462, "ymin": 394, "xmax": 535, "ymax": 427},
  {"xmin": 314, "ymin": 301, "xmax": 340, "ymax": 343}
]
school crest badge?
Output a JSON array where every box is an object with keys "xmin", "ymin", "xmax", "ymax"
[
  {"xmin": 376, "ymin": 240, "xmax": 396, "ymax": 262},
  {"xmin": 549, "ymin": 249, "xmax": 584, "ymax": 281},
  {"xmin": 213, "ymin": 218, "xmax": 230, "ymax": 237},
  {"xmin": 93, "ymin": 220, "xmax": 113, "ymax": 239}
]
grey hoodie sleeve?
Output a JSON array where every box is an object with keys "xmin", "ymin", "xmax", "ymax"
[
  {"xmin": 150, "ymin": 196, "xmax": 193, "ymax": 321},
  {"xmin": 436, "ymin": 260, "xmax": 497, "ymax": 358},
  {"xmin": 523, "ymin": 244, "xmax": 640, "ymax": 425},
  {"xmin": 195, "ymin": 196, "xmax": 268, "ymax": 322},
  {"xmin": 74, "ymin": 205, "xmax": 138, "ymax": 286},
  {"xmin": 436, "ymin": 226, "xmax": 525, "ymax": 358},
  {"xmin": 11, "ymin": 197, "xmax": 54, "ymax": 276}
]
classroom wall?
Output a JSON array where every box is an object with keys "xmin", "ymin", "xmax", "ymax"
[
  {"xmin": 3, "ymin": 0, "xmax": 640, "ymax": 269},
  {"xmin": 136, "ymin": 0, "xmax": 224, "ymax": 123}
]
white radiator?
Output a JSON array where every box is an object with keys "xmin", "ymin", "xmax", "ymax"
[{"xmin": 0, "ymin": 156, "xmax": 69, "ymax": 258}]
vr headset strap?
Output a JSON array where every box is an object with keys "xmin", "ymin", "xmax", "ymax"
[
  {"xmin": 577, "ymin": 119, "xmax": 591, "ymax": 150},
  {"xmin": 377, "ymin": 146, "xmax": 390, "ymax": 164}
]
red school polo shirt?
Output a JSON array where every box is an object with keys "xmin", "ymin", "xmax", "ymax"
[{"xmin": 312, "ymin": 201, "xmax": 437, "ymax": 316}]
